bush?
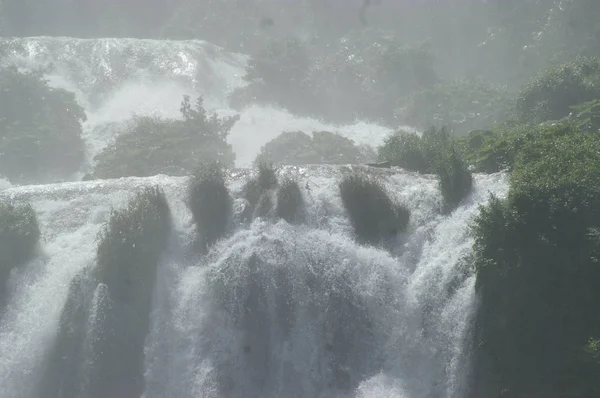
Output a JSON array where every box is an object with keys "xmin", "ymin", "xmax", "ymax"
[
  {"xmin": 188, "ymin": 161, "xmax": 232, "ymax": 248},
  {"xmin": 260, "ymin": 130, "xmax": 375, "ymax": 165},
  {"xmin": 242, "ymin": 157, "xmax": 279, "ymax": 218},
  {"xmin": 339, "ymin": 173, "xmax": 409, "ymax": 245},
  {"xmin": 437, "ymin": 146, "xmax": 473, "ymax": 212},
  {"xmin": 515, "ymin": 57, "xmax": 600, "ymax": 123},
  {"xmin": 275, "ymin": 178, "xmax": 304, "ymax": 224},
  {"xmin": 377, "ymin": 130, "xmax": 429, "ymax": 173},
  {"xmin": 0, "ymin": 200, "xmax": 40, "ymax": 301},
  {"xmin": 378, "ymin": 127, "xmax": 473, "ymax": 211},
  {"xmin": 90, "ymin": 95, "xmax": 238, "ymax": 179},
  {"xmin": 0, "ymin": 66, "xmax": 86, "ymax": 183},
  {"xmin": 398, "ymin": 78, "xmax": 514, "ymax": 136},
  {"xmin": 470, "ymin": 128, "xmax": 600, "ymax": 397},
  {"xmin": 91, "ymin": 186, "xmax": 171, "ymax": 398}
]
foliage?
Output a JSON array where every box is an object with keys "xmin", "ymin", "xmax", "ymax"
[
  {"xmin": 260, "ymin": 130, "xmax": 374, "ymax": 166},
  {"xmin": 229, "ymin": 37, "xmax": 313, "ymax": 112},
  {"xmin": 275, "ymin": 178, "xmax": 304, "ymax": 224},
  {"xmin": 398, "ymin": 78, "xmax": 514, "ymax": 136},
  {"xmin": 515, "ymin": 57, "xmax": 600, "ymax": 123},
  {"xmin": 241, "ymin": 157, "xmax": 279, "ymax": 222},
  {"xmin": 0, "ymin": 66, "xmax": 86, "ymax": 183},
  {"xmin": 232, "ymin": 30, "xmax": 438, "ymax": 125},
  {"xmin": 307, "ymin": 30, "xmax": 438, "ymax": 124},
  {"xmin": 456, "ymin": 128, "xmax": 518, "ymax": 174},
  {"xmin": 378, "ymin": 127, "xmax": 472, "ymax": 211},
  {"xmin": 457, "ymin": 121, "xmax": 581, "ymax": 173},
  {"xmin": 90, "ymin": 95, "xmax": 238, "ymax": 179},
  {"xmin": 377, "ymin": 130, "xmax": 429, "ymax": 173},
  {"xmin": 471, "ymin": 128, "xmax": 600, "ymax": 397},
  {"xmin": 339, "ymin": 172, "xmax": 409, "ymax": 245},
  {"xmin": 0, "ymin": 200, "xmax": 40, "ymax": 301},
  {"xmin": 93, "ymin": 186, "xmax": 171, "ymax": 398},
  {"xmin": 569, "ymin": 99, "xmax": 600, "ymax": 132},
  {"xmin": 96, "ymin": 186, "xmax": 171, "ymax": 301},
  {"xmin": 188, "ymin": 161, "xmax": 232, "ymax": 248}
]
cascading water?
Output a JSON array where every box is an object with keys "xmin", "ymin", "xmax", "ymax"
[{"xmin": 0, "ymin": 36, "xmax": 508, "ymax": 397}]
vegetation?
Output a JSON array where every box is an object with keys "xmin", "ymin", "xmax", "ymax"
[
  {"xmin": 398, "ymin": 78, "xmax": 514, "ymax": 136},
  {"xmin": 241, "ymin": 157, "xmax": 279, "ymax": 222},
  {"xmin": 339, "ymin": 172, "xmax": 409, "ymax": 245},
  {"xmin": 470, "ymin": 126, "xmax": 600, "ymax": 397},
  {"xmin": 259, "ymin": 130, "xmax": 375, "ymax": 166},
  {"xmin": 92, "ymin": 186, "xmax": 171, "ymax": 398},
  {"xmin": 377, "ymin": 127, "xmax": 472, "ymax": 212},
  {"xmin": 231, "ymin": 31, "xmax": 437, "ymax": 125},
  {"xmin": 90, "ymin": 95, "xmax": 238, "ymax": 179},
  {"xmin": 230, "ymin": 38, "xmax": 312, "ymax": 112},
  {"xmin": 515, "ymin": 57, "xmax": 600, "ymax": 123},
  {"xmin": 0, "ymin": 66, "xmax": 86, "ymax": 184},
  {"xmin": 275, "ymin": 178, "xmax": 304, "ymax": 224},
  {"xmin": 187, "ymin": 161, "xmax": 232, "ymax": 248},
  {"xmin": 0, "ymin": 200, "xmax": 40, "ymax": 302}
]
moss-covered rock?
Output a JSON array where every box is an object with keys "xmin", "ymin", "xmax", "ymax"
[
  {"xmin": 470, "ymin": 127, "xmax": 600, "ymax": 397},
  {"xmin": 0, "ymin": 66, "xmax": 86, "ymax": 183},
  {"xmin": 339, "ymin": 172, "xmax": 409, "ymax": 245},
  {"xmin": 90, "ymin": 95, "xmax": 238, "ymax": 179},
  {"xmin": 0, "ymin": 200, "xmax": 40, "ymax": 302},
  {"xmin": 260, "ymin": 130, "xmax": 374, "ymax": 166},
  {"xmin": 188, "ymin": 161, "xmax": 232, "ymax": 248}
]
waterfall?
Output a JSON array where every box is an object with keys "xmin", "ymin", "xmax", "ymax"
[{"xmin": 0, "ymin": 36, "xmax": 509, "ymax": 397}]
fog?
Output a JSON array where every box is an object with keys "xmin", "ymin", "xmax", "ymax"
[{"xmin": 1, "ymin": 1, "xmax": 600, "ymax": 398}]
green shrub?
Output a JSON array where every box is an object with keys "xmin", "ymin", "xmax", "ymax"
[
  {"xmin": 260, "ymin": 130, "xmax": 374, "ymax": 165},
  {"xmin": 457, "ymin": 121, "xmax": 580, "ymax": 173},
  {"xmin": 437, "ymin": 146, "xmax": 473, "ymax": 212},
  {"xmin": 92, "ymin": 186, "xmax": 171, "ymax": 398},
  {"xmin": 242, "ymin": 157, "xmax": 278, "ymax": 214},
  {"xmin": 187, "ymin": 161, "xmax": 232, "ymax": 247},
  {"xmin": 378, "ymin": 127, "xmax": 473, "ymax": 211},
  {"xmin": 90, "ymin": 95, "xmax": 238, "ymax": 179},
  {"xmin": 339, "ymin": 173, "xmax": 409, "ymax": 245},
  {"xmin": 0, "ymin": 200, "xmax": 40, "ymax": 301},
  {"xmin": 0, "ymin": 66, "xmax": 86, "ymax": 183},
  {"xmin": 377, "ymin": 130, "xmax": 429, "ymax": 173},
  {"xmin": 515, "ymin": 57, "xmax": 600, "ymax": 123},
  {"xmin": 456, "ymin": 128, "xmax": 517, "ymax": 173},
  {"xmin": 398, "ymin": 78, "xmax": 514, "ymax": 136},
  {"xmin": 471, "ymin": 128, "xmax": 600, "ymax": 397},
  {"xmin": 275, "ymin": 178, "xmax": 304, "ymax": 224},
  {"xmin": 569, "ymin": 99, "xmax": 600, "ymax": 132}
]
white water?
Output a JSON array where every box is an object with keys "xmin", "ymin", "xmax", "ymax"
[
  {"xmin": 0, "ymin": 36, "xmax": 509, "ymax": 397},
  {"xmin": 1, "ymin": 36, "xmax": 395, "ymax": 169},
  {"xmin": 0, "ymin": 169, "xmax": 507, "ymax": 398}
]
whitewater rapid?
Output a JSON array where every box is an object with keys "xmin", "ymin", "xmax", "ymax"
[
  {"xmin": 0, "ymin": 167, "xmax": 507, "ymax": 398},
  {"xmin": 0, "ymin": 36, "xmax": 509, "ymax": 397}
]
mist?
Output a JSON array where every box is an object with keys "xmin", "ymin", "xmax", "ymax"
[{"xmin": 1, "ymin": 1, "xmax": 600, "ymax": 398}]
